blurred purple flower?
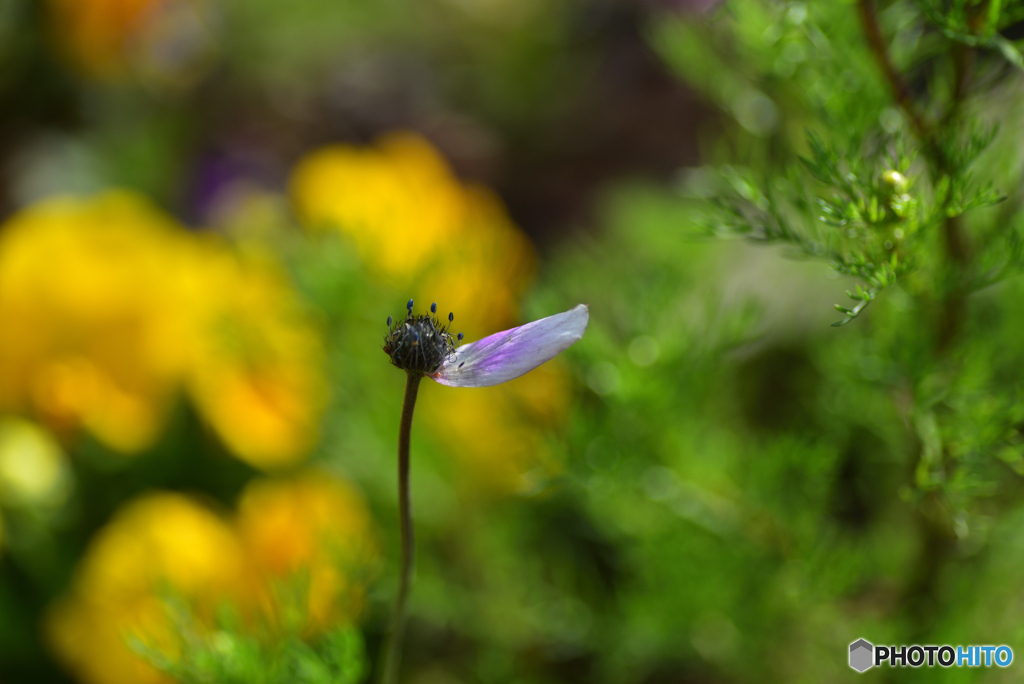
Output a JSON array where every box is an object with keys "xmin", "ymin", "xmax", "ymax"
[{"xmin": 384, "ymin": 300, "xmax": 589, "ymax": 386}]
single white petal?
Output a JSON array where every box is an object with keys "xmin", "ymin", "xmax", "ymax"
[{"xmin": 431, "ymin": 304, "xmax": 589, "ymax": 388}]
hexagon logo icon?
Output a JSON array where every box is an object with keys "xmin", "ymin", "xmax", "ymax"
[{"xmin": 849, "ymin": 639, "xmax": 874, "ymax": 672}]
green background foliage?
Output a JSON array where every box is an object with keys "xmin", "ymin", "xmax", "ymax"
[{"xmin": 3, "ymin": 1, "xmax": 1024, "ymax": 683}]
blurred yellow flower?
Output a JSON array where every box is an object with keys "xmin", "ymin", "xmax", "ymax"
[
  {"xmin": 290, "ymin": 133, "xmax": 536, "ymax": 336},
  {"xmin": 46, "ymin": 492, "xmax": 246, "ymax": 684},
  {"xmin": 186, "ymin": 247, "xmax": 327, "ymax": 470},
  {"xmin": 47, "ymin": 473, "xmax": 379, "ymax": 684},
  {"xmin": 291, "ymin": 133, "xmax": 467, "ymax": 280},
  {"xmin": 414, "ymin": 184, "xmax": 537, "ymax": 339},
  {"xmin": 236, "ymin": 471, "xmax": 379, "ymax": 633},
  {"xmin": 0, "ymin": 192, "xmax": 198, "ymax": 452},
  {"xmin": 0, "ymin": 191, "xmax": 325, "ymax": 467},
  {"xmin": 46, "ymin": 0, "xmax": 216, "ymax": 84}
]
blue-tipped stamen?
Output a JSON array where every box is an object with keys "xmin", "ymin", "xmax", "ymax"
[{"xmin": 384, "ymin": 299, "xmax": 458, "ymax": 374}]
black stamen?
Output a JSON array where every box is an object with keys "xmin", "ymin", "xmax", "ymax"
[
  {"xmin": 384, "ymin": 301, "xmax": 459, "ymax": 374},
  {"xmin": 448, "ymin": 312, "xmax": 454, "ymax": 323},
  {"xmin": 457, "ymin": 332, "xmax": 464, "ymax": 342}
]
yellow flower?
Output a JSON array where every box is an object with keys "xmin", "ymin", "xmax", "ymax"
[
  {"xmin": 0, "ymin": 192, "xmax": 198, "ymax": 452},
  {"xmin": 0, "ymin": 191, "xmax": 325, "ymax": 467},
  {"xmin": 289, "ymin": 133, "xmax": 535, "ymax": 335},
  {"xmin": 414, "ymin": 184, "xmax": 536, "ymax": 340},
  {"xmin": 185, "ymin": 246, "xmax": 327, "ymax": 470},
  {"xmin": 236, "ymin": 471, "xmax": 379, "ymax": 633},
  {"xmin": 46, "ymin": 493, "xmax": 246, "ymax": 684},
  {"xmin": 291, "ymin": 133, "xmax": 467, "ymax": 280},
  {"xmin": 46, "ymin": 474, "xmax": 379, "ymax": 684}
]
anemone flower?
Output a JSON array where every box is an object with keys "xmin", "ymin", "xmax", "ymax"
[{"xmin": 378, "ymin": 300, "xmax": 588, "ymax": 684}]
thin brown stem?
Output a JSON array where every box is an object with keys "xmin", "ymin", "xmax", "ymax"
[
  {"xmin": 858, "ymin": 0, "xmax": 970, "ymax": 301},
  {"xmin": 380, "ymin": 372, "xmax": 421, "ymax": 684},
  {"xmin": 857, "ymin": 0, "xmax": 976, "ymax": 642},
  {"xmin": 857, "ymin": 0, "xmax": 930, "ymax": 143}
]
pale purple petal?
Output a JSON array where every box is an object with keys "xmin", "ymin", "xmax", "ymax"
[{"xmin": 431, "ymin": 304, "xmax": 589, "ymax": 388}]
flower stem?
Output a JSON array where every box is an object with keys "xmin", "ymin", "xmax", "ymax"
[{"xmin": 380, "ymin": 372, "xmax": 421, "ymax": 684}]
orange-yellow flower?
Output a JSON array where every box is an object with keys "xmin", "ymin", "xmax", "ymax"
[
  {"xmin": 236, "ymin": 472, "xmax": 379, "ymax": 632},
  {"xmin": 45, "ymin": 0, "xmax": 215, "ymax": 83},
  {"xmin": 46, "ymin": 473, "xmax": 379, "ymax": 684},
  {"xmin": 185, "ymin": 246, "xmax": 327, "ymax": 469},
  {"xmin": 47, "ymin": 0, "xmax": 154, "ymax": 77},
  {"xmin": 46, "ymin": 493, "xmax": 246, "ymax": 684}
]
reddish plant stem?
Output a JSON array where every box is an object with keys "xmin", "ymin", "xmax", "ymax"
[
  {"xmin": 857, "ymin": 0, "xmax": 977, "ymax": 637},
  {"xmin": 380, "ymin": 372, "xmax": 421, "ymax": 684}
]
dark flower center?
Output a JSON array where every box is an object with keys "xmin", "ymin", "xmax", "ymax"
[{"xmin": 383, "ymin": 301, "xmax": 459, "ymax": 374}]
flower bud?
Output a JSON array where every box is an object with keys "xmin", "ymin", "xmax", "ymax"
[{"xmin": 882, "ymin": 170, "xmax": 908, "ymax": 194}]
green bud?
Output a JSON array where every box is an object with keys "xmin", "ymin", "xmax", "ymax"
[{"xmin": 882, "ymin": 170, "xmax": 908, "ymax": 193}]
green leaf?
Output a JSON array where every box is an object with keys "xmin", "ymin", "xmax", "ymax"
[{"xmin": 991, "ymin": 34, "xmax": 1024, "ymax": 71}]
